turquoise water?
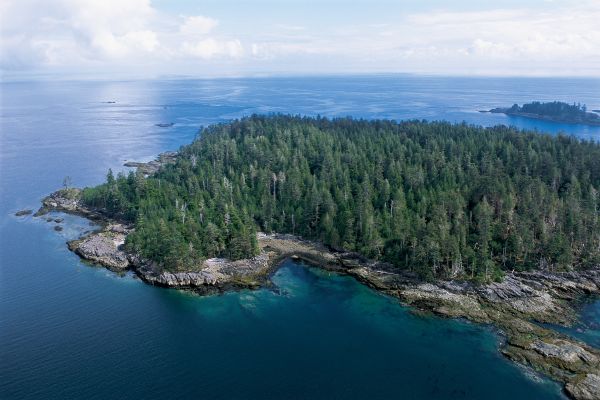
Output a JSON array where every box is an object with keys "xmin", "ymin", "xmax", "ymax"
[
  {"xmin": 543, "ymin": 298, "xmax": 600, "ymax": 348},
  {"xmin": 2, "ymin": 76, "xmax": 599, "ymax": 399}
]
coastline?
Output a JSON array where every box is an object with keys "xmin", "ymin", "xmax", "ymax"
[
  {"xmin": 35, "ymin": 186, "xmax": 600, "ymax": 400},
  {"xmin": 482, "ymin": 108, "xmax": 600, "ymax": 127}
]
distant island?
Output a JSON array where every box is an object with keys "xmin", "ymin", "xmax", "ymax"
[
  {"xmin": 35, "ymin": 116, "xmax": 600, "ymax": 399},
  {"xmin": 483, "ymin": 101, "xmax": 600, "ymax": 126}
]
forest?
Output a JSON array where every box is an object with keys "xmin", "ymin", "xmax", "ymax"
[
  {"xmin": 81, "ymin": 115, "xmax": 600, "ymax": 281},
  {"xmin": 508, "ymin": 101, "xmax": 599, "ymax": 122}
]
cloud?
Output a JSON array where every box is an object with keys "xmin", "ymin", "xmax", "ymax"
[
  {"xmin": 289, "ymin": 2, "xmax": 600, "ymax": 76},
  {"xmin": 385, "ymin": 3, "xmax": 600, "ymax": 73},
  {"xmin": 1, "ymin": 0, "xmax": 599, "ymax": 77},
  {"xmin": 180, "ymin": 16, "xmax": 219, "ymax": 36},
  {"xmin": 0, "ymin": 0, "xmax": 244, "ymax": 73}
]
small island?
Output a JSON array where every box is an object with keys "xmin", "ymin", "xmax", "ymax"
[
  {"xmin": 484, "ymin": 101, "xmax": 600, "ymax": 126},
  {"xmin": 36, "ymin": 116, "xmax": 600, "ymax": 399}
]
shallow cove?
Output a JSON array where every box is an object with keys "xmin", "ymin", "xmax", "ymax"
[{"xmin": 2, "ymin": 244, "xmax": 565, "ymax": 399}]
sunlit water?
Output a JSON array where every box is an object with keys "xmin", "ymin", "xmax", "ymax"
[{"xmin": 2, "ymin": 76, "xmax": 599, "ymax": 399}]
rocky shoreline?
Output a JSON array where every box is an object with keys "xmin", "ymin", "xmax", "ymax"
[
  {"xmin": 34, "ymin": 188, "xmax": 600, "ymax": 400},
  {"xmin": 123, "ymin": 151, "xmax": 177, "ymax": 175}
]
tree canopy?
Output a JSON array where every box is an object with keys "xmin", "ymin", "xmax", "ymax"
[
  {"xmin": 509, "ymin": 101, "xmax": 599, "ymax": 122},
  {"xmin": 81, "ymin": 115, "xmax": 600, "ymax": 281}
]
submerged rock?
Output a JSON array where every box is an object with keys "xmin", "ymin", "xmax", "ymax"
[{"xmin": 14, "ymin": 209, "xmax": 33, "ymax": 216}]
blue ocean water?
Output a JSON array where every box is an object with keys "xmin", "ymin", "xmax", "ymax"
[{"xmin": 2, "ymin": 76, "xmax": 599, "ymax": 399}]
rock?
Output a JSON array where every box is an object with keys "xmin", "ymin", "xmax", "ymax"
[
  {"xmin": 35, "ymin": 188, "xmax": 83, "ymax": 216},
  {"xmin": 530, "ymin": 339, "xmax": 598, "ymax": 365},
  {"xmin": 401, "ymin": 282, "xmax": 488, "ymax": 321},
  {"xmin": 46, "ymin": 218, "xmax": 54, "ymax": 222},
  {"xmin": 15, "ymin": 209, "xmax": 33, "ymax": 216},
  {"xmin": 123, "ymin": 151, "xmax": 177, "ymax": 176},
  {"xmin": 137, "ymin": 253, "xmax": 272, "ymax": 290},
  {"xmin": 69, "ymin": 229, "xmax": 129, "ymax": 270},
  {"xmin": 54, "ymin": 218, "xmax": 64, "ymax": 223},
  {"xmin": 54, "ymin": 225, "xmax": 63, "ymax": 231},
  {"xmin": 566, "ymin": 374, "xmax": 600, "ymax": 400},
  {"xmin": 108, "ymin": 224, "xmax": 128, "ymax": 234}
]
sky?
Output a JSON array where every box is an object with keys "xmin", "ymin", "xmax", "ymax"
[{"xmin": 1, "ymin": 0, "xmax": 600, "ymax": 79}]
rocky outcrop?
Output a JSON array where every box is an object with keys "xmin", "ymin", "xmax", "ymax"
[
  {"xmin": 34, "ymin": 188, "xmax": 106, "ymax": 221},
  {"xmin": 68, "ymin": 224, "xmax": 130, "ymax": 271},
  {"xmin": 135, "ymin": 253, "xmax": 273, "ymax": 293},
  {"xmin": 531, "ymin": 340, "xmax": 598, "ymax": 365},
  {"xmin": 566, "ymin": 374, "xmax": 600, "ymax": 400},
  {"xmin": 123, "ymin": 151, "xmax": 177, "ymax": 176}
]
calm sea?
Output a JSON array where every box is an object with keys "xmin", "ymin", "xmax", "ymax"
[{"xmin": 2, "ymin": 76, "xmax": 600, "ymax": 399}]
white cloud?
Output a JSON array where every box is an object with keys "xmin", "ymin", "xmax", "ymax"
[
  {"xmin": 180, "ymin": 16, "xmax": 219, "ymax": 36},
  {"xmin": 0, "ymin": 0, "xmax": 244, "ymax": 73},
  {"xmin": 385, "ymin": 4, "xmax": 600, "ymax": 73},
  {"xmin": 1, "ymin": 0, "xmax": 599, "ymax": 77}
]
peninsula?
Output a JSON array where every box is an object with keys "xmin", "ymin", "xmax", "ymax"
[
  {"xmin": 37, "ymin": 116, "xmax": 600, "ymax": 399},
  {"xmin": 484, "ymin": 101, "xmax": 600, "ymax": 126}
]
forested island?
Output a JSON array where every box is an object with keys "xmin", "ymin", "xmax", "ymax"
[
  {"xmin": 80, "ymin": 115, "xmax": 600, "ymax": 280},
  {"xmin": 35, "ymin": 116, "xmax": 600, "ymax": 399},
  {"xmin": 487, "ymin": 101, "xmax": 600, "ymax": 126}
]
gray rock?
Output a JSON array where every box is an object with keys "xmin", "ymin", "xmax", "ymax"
[
  {"xmin": 531, "ymin": 340, "xmax": 598, "ymax": 364},
  {"xmin": 123, "ymin": 151, "xmax": 177, "ymax": 176},
  {"xmin": 566, "ymin": 374, "xmax": 600, "ymax": 400},
  {"xmin": 70, "ymin": 229, "xmax": 129, "ymax": 270},
  {"xmin": 15, "ymin": 209, "xmax": 33, "ymax": 216}
]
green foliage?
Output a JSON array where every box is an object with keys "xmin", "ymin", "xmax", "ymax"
[
  {"xmin": 510, "ymin": 101, "xmax": 599, "ymax": 122},
  {"xmin": 81, "ymin": 116, "xmax": 600, "ymax": 279}
]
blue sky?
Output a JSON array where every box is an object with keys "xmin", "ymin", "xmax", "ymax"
[{"xmin": 1, "ymin": 0, "xmax": 599, "ymax": 79}]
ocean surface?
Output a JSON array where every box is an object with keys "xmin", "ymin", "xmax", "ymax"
[{"xmin": 2, "ymin": 76, "xmax": 600, "ymax": 399}]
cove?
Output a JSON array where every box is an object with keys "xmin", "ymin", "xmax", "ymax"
[{"xmin": 2, "ymin": 236, "xmax": 565, "ymax": 399}]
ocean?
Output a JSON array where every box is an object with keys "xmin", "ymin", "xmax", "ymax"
[{"xmin": 2, "ymin": 75, "xmax": 599, "ymax": 399}]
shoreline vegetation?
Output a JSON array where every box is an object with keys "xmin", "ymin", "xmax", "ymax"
[
  {"xmin": 482, "ymin": 101, "xmax": 600, "ymax": 126},
  {"xmin": 34, "ymin": 116, "xmax": 600, "ymax": 399}
]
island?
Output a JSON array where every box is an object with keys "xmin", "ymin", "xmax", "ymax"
[
  {"xmin": 36, "ymin": 116, "xmax": 600, "ymax": 400},
  {"xmin": 484, "ymin": 101, "xmax": 600, "ymax": 126}
]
